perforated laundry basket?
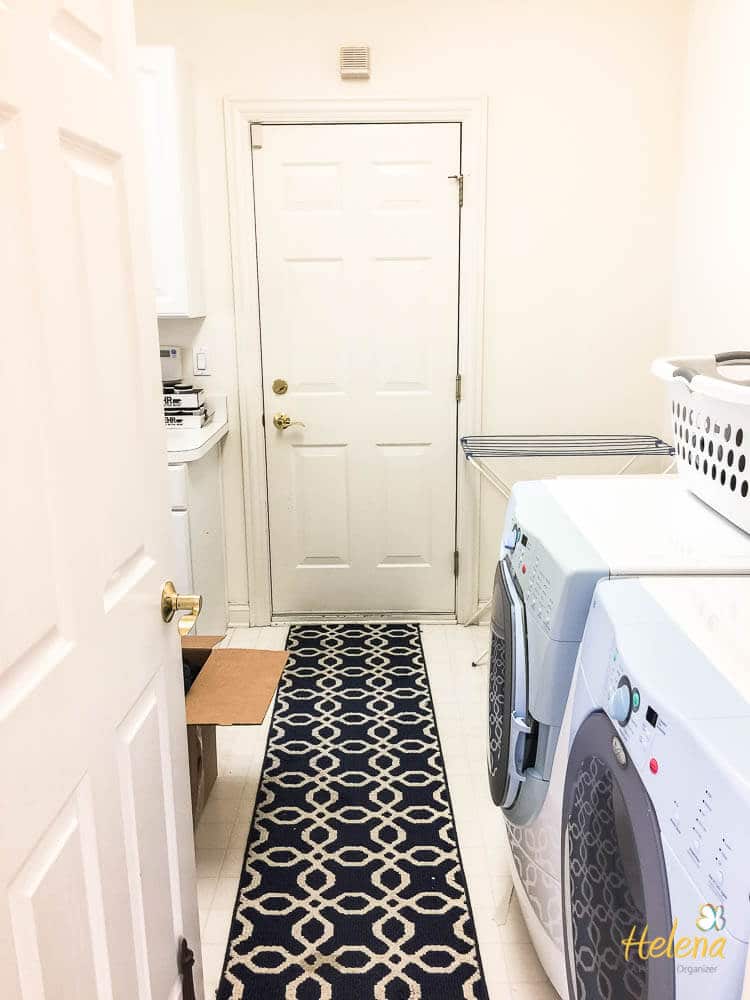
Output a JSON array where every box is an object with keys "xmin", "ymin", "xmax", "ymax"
[{"xmin": 653, "ymin": 352, "xmax": 750, "ymax": 533}]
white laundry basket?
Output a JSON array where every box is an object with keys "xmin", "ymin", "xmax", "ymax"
[{"xmin": 652, "ymin": 352, "xmax": 750, "ymax": 533}]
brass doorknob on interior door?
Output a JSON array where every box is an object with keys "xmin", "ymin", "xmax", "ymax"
[
  {"xmin": 161, "ymin": 581, "xmax": 202, "ymax": 637},
  {"xmin": 273, "ymin": 412, "xmax": 306, "ymax": 431}
]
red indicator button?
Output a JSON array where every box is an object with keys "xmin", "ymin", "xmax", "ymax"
[
  {"xmin": 649, "ymin": 758, "xmax": 659, "ymax": 774},
  {"xmin": 521, "ymin": 564, "xmax": 527, "ymax": 574}
]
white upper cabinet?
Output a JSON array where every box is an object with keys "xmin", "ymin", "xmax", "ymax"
[{"xmin": 137, "ymin": 46, "xmax": 206, "ymax": 318}]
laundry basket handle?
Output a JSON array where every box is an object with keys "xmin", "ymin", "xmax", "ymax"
[
  {"xmin": 713, "ymin": 351, "xmax": 750, "ymax": 387},
  {"xmin": 671, "ymin": 353, "xmax": 750, "ymax": 385},
  {"xmin": 716, "ymin": 351, "xmax": 750, "ymax": 364},
  {"xmin": 672, "ymin": 366, "xmax": 698, "ymax": 384}
]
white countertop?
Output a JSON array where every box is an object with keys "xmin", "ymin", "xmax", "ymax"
[{"xmin": 166, "ymin": 395, "xmax": 228, "ymax": 464}]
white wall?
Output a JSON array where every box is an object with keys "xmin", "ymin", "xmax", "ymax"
[
  {"xmin": 671, "ymin": 0, "xmax": 750, "ymax": 355},
  {"xmin": 135, "ymin": 0, "xmax": 690, "ymax": 616}
]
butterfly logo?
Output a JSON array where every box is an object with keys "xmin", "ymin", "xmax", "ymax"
[{"xmin": 697, "ymin": 903, "xmax": 726, "ymax": 932}]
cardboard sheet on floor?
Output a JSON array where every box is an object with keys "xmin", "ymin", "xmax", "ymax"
[
  {"xmin": 181, "ymin": 635, "xmax": 225, "ymax": 648},
  {"xmin": 185, "ymin": 648, "xmax": 288, "ymax": 725},
  {"xmin": 181, "ymin": 635, "xmax": 224, "ymax": 675}
]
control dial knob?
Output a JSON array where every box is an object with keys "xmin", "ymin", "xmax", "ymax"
[{"xmin": 610, "ymin": 676, "xmax": 633, "ymax": 726}]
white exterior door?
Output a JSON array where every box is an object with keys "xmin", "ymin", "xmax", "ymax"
[
  {"xmin": 253, "ymin": 123, "xmax": 461, "ymax": 616},
  {"xmin": 1, "ymin": 4, "xmax": 200, "ymax": 999}
]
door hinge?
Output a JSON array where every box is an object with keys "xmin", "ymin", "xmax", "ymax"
[
  {"xmin": 449, "ymin": 173, "xmax": 464, "ymax": 207},
  {"xmin": 250, "ymin": 122, "xmax": 263, "ymax": 149},
  {"xmin": 453, "ymin": 550, "xmax": 460, "ymax": 577},
  {"xmin": 455, "ymin": 373, "xmax": 462, "ymax": 401},
  {"xmin": 261, "ymin": 412, "xmax": 265, "ymax": 428}
]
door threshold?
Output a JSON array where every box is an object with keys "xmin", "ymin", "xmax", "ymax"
[{"xmin": 272, "ymin": 612, "xmax": 458, "ymax": 624}]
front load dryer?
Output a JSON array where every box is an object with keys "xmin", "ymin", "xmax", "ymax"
[
  {"xmin": 561, "ymin": 575, "xmax": 750, "ymax": 999},
  {"xmin": 487, "ymin": 475, "xmax": 750, "ymax": 993}
]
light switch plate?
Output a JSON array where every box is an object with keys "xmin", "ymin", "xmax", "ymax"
[{"xmin": 193, "ymin": 345, "xmax": 210, "ymax": 377}]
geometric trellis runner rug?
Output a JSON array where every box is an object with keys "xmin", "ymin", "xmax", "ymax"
[{"xmin": 217, "ymin": 623, "xmax": 489, "ymax": 1000}]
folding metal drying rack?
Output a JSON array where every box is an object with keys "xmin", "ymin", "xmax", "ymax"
[{"xmin": 461, "ymin": 433, "xmax": 676, "ymax": 657}]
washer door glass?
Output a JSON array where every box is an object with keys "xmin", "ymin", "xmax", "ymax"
[
  {"xmin": 487, "ymin": 558, "xmax": 530, "ymax": 808},
  {"xmin": 562, "ymin": 711, "xmax": 674, "ymax": 1000}
]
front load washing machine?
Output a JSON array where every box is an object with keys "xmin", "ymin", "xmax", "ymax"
[
  {"xmin": 487, "ymin": 475, "xmax": 750, "ymax": 995},
  {"xmin": 561, "ymin": 575, "xmax": 750, "ymax": 999}
]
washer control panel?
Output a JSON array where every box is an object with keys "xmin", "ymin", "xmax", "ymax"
[
  {"xmin": 605, "ymin": 650, "xmax": 663, "ymax": 760},
  {"xmin": 501, "ymin": 484, "xmax": 609, "ymax": 644},
  {"xmin": 507, "ymin": 521, "xmax": 556, "ymax": 633},
  {"xmin": 600, "ymin": 640, "xmax": 750, "ymax": 937}
]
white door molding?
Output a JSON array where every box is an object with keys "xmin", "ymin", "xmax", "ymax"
[{"xmin": 225, "ymin": 97, "xmax": 488, "ymax": 624}]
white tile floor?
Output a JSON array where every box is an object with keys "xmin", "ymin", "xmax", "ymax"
[{"xmin": 195, "ymin": 624, "xmax": 560, "ymax": 1000}]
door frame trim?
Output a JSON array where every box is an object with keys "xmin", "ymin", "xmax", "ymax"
[{"xmin": 224, "ymin": 97, "xmax": 488, "ymax": 624}]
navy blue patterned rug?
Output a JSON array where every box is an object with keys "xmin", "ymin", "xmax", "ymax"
[{"xmin": 217, "ymin": 623, "xmax": 488, "ymax": 1000}]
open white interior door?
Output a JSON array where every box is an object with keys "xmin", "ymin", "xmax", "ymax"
[{"xmin": 1, "ymin": 3, "xmax": 200, "ymax": 998}]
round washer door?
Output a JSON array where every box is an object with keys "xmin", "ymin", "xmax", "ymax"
[
  {"xmin": 487, "ymin": 558, "xmax": 532, "ymax": 809},
  {"xmin": 561, "ymin": 710, "xmax": 674, "ymax": 1000}
]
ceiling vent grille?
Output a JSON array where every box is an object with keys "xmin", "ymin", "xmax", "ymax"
[{"xmin": 339, "ymin": 46, "xmax": 370, "ymax": 80}]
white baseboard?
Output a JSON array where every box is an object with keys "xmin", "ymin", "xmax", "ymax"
[
  {"xmin": 231, "ymin": 604, "xmax": 491, "ymax": 628},
  {"xmin": 273, "ymin": 612, "xmax": 458, "ymax": 624},
  {"xmin": 227, "ymin": 602, "xmax": 251, "ymax": 628}
]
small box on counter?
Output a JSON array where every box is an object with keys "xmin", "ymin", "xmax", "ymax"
[
  {"xmin": 165, "ymin": 406, "xmax": 213, "ymax": 430},
  {"xmin": 163, "ymin": 384, "xmax": 206, "ymax": 410}
]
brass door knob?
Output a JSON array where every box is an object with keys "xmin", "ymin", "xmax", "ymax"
[
  {"xmin": 161, "ymin": 581, "xmax": 202, "ymax": 637},
  {"xmin": 273, "ymin": 412, "xmax": 306, "ymax": 431}
]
